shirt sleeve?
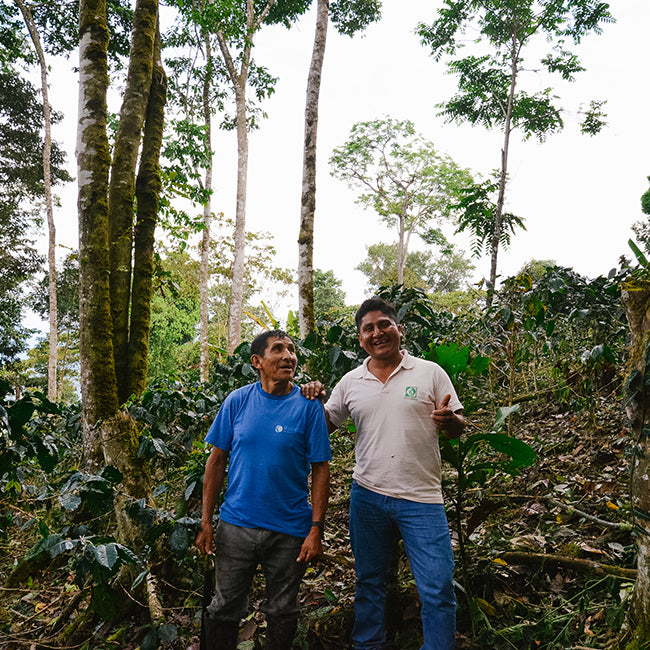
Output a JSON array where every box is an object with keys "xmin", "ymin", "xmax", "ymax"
[
  {"xmin": 433, "ymin": 365, "xmax": 463, "ymax": 412},
  {"xmin": 324, "ymin": 376, "xmax": 350, "ymax": 429},
  {"xmin": 204, "ymin": 391, "xmax": 238, "ymax": 450},
  {"xmin": 305, "ymin": 400, "xmax": 332, "ymax": 462}
]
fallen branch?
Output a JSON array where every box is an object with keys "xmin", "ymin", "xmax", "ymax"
[
  {"xmin": 146, "ymin": 572, "xmax": 165, "ymax": 624},
  {"xmin": 499, "ymin": 551, "xmax": 637, "ymax": 580},
  {"xmin": 547, "ymin": 497, "xmax": 632, "ymax": 530},
  {"xmin": 479, "ymin": 493, "xmax": 631, "ymax": 530}
]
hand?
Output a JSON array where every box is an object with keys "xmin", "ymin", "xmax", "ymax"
[
  {"xmin": 296, "ymin": 528, "xmax": 323, "ymax": 563},
  {"xmin": 301, "ymin": 381, "xmax": 326, "ymax": 402},
  {"xmin": 196, "ymin": 521, "xmax": 215, "ymax": 555},
  {"xmin": 431, "ymin": 394, "xmax": 464, "ymax": 439}
]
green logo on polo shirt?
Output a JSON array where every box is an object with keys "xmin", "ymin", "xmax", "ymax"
[{"xmin": 405, "ymin": 386, "xmax": 418, "ymax": 400}]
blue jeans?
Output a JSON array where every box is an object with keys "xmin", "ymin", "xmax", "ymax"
[
  {"xmin": 207, "ymin": 520, "xmax": 307, "ymax": 624},
  {"xmin": 350, "ymin": 481, "xmax": 456, "ymax": 650}
]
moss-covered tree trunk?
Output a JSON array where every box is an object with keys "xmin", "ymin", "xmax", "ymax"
[
  {"xmin": 298, "ymin": 0, "xmax": 328, "ymax": 338},
  {"xmin": 108, "ymin": 0, "xmax": 158, "ymax": 403},
  {"xmin": 78, "ymin": 0, "xmax": 165, "ymax": 526},
  {"xmin": 78, "ymin": 0, "xmax": 118, "ymax": 465},
  {"xmin": 621, "ymin": 280, "xmax": 650, "ymax": 646},
  {"xmin": 129, "ymin": 23, "xmax": 167, "ymax": 399}
]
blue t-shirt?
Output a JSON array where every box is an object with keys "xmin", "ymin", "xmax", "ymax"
[{"xmin": 205, "ymin": 382, "xmax": 331, "ymax": 538}]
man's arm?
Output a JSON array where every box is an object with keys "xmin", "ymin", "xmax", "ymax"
[
  {"xmin": 296, "ymin": 461, "xmax": 330, "ymax": 563},
  {"xmin": 195, "ymin": 446, "xmax": 229, "ymax": 555}
]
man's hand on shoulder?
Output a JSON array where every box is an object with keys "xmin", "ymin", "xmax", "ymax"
[
  {"xmin": 300, "ymin": 381, "xmax": 326, "ymax": 402},
  {"xmin": 431, "ymin": 393, "xmax": 465, "ymax": 440}
]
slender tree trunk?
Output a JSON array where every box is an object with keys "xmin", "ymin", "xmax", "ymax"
[
  {"xmin": 59, "ymin": 330, "xmax": 71, "ymax": 397},
  {"xmin": 217, "ymin": 0, "xmax": 276, "ymax": 354},
  {"xmin": 621, "ymin": 281, "xmax": 650, "ymax": 643},
  {"xmin": 227, "ymin": 81, "xmax": 248, "ymax": 354},
  {"xmin": 128, "ymin": 20, "xmax": 166, "ymax": 399},
  {"xmin": 397, "ymin": 215, "xmax": 405, "ymax": 284},
  {"xmin": 77, "ymin": 0, "xmax": 117, "ymax": 464},
  {"xmin": 487, "ymin": 33, "xmax": 518, "ymax": 309},
  {"xmin": 108, "ymin": 0, "xmax": 157, "ymax": 402},
  {"xmin": 200, "ymin": 32, "xmax": 214, "ymax": 381},
  {"xmin": 298, "ymin": 0, "xmax": 328, "ymax": 337},
  {"xmin": 16, "ymin": 0, "xmax": 58, "ymax": 401}
]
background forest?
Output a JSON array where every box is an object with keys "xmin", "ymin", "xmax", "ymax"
[{"xmin": 2, "ymin": 0, "xmax": 650, "ymax": 648}]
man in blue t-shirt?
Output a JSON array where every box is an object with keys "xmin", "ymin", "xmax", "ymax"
[{"xmin": 196, "ymin": 330, "xmax": 331, "ymax": 650}]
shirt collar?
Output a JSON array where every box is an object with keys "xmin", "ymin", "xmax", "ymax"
[{"xmin": 360, "ymin": 349, "xmax": 414, "ymax": 378}]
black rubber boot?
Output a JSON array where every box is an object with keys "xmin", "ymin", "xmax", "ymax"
[
  {"xmin": 201, "ymin": 612, "xmax": 239, "ymax": 650},
  {"xmin": 265, "ymin": 616, "xmax": 298, "ymax": 650}
]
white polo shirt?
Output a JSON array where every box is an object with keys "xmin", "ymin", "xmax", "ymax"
[{"xmin": 326, "ymin": 351, "xmax": 462, "ymax": 503}]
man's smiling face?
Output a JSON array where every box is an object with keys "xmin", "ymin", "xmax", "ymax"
[
  {"xmin": 357, "ymin": 310, "xmax": 403, "ymax": 362},
  {"xmin": 252, "ymin": 336, "xmax": 298, "ymax": 384}
]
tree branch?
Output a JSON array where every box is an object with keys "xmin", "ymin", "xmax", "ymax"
[{"xmin": 499, "ymin": 551, "xmax": 637, "ymax": 580}]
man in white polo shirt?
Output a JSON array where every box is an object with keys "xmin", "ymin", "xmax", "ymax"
[{"xmin": 305, "ymin": 297, "xmax": 464, "ymax": 650}]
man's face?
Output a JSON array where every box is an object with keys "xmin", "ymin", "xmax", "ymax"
[
  {"xmin": 251, "ymin": 336, "xmax": 298, "ymax": 384},
  {"xmin": 358, "ymin": 310, "xmax": 402, "ymax": 361}
]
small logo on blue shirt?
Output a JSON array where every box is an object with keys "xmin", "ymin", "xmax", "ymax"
[{"xmin": 275, "ymin": 425, "xmax": 284, "ymax": 433}]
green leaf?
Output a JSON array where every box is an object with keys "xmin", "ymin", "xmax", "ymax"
[
  {"xmin": 168, "ymin": 524, "xmax": 189, "ymax": 556},
  {"xmin": 327, "ymin": 325, "xmax": 343, "ymax": 343},
  {"xmin": 329, "ymin": 346, "xmax": 341, "ymax": 367},
  {"xmin": 101, "ymin": 465, "xmax": 123, "ymax": 484},
  {"xmin": 492, "ymin": 404, "xmax": 521, "ymax": 432},
  {"xmin": 629, "ymin": 239, "xmax": 649, "ymax": 269},
  {"xmin": 95, "ymin": 543, "xmax": 119, "ymax": 570},
  {"xmin": 158, "ymin": 624, "xmax": 178, "ymax": 644},
  {"xmin": 141, "ymin": 629, "xmax": 158, "ymax": 650},
  {"xmin": 324, "ymin": 588, "xmax": 339, "ymax": 603},
  {"xmin": 475, "ymin": 432, "xmax": 536, "ymax": 470},
  {"xmin": 59, "ymin": 492, "xmax": 82, "ymax": 511},
  {"xmin": 50, "ymin": 538, "xmax": 80, "ymax": 558},
  {"xmin": 132, "ymin": 569, "xmax": 149, "ymax": 590},
  {"xmin": 468, "ymin": 355, "xmax": 490, "ymax": 375},
  {"xmin": 427, "ymin": 342, "xmax": 470, "ymax": 381}
]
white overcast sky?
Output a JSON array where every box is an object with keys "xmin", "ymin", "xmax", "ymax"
[{"xmin": 43, "ymin": 0, "xmax": 650, "ymax": 312}]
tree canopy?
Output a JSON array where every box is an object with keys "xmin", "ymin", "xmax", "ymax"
[{"xmin": 330, "ymin": 118, "xmax": 473, "ymax": 285}]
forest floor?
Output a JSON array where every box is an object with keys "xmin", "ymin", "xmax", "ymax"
[{"xmin": 0, "ymin": 391, "xmax": 635, "ymax": 650}]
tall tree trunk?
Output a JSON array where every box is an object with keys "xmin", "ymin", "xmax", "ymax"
[
  {"xmin": 298, "ymin": 0, "xmax": 328, "ymax": 337},
  {"xmin": 487, "ymin": 33, "xmax": 518, "ymax": 309},
  {"xmin": 128, "ymin": 21, "xmax": 166, "ymax": 399},
  {"xmin": 77, "ymin": 0, "xmax": 118, "ymax": 464},
  {"xmin": 78, "ymin": 0, "xmax": 165, "ymax": 576},
  {"xmin": 227, "ymin": 80, "xmax": 248, "ymax": 354},
  {"xmin": 621, "ymin": 281, "xmax": 650, "ymax": 643},
  {"xmin": 108, "ymin": 0, "xmax": 157, "ymax": 402},
  {"xmin": 217, "ymin": 0, "xmax": 276, "ymax": 354},
  {"xmin": 200, "ymin": 31, "xmax": 214, "ymax": 381},
  {"xmin": 16, "ymin": 0, "xmax": 58, "ymax": 402},
  {"xmin": 397, "ymin": 215, "xmax": 405, "ymax": 285}
]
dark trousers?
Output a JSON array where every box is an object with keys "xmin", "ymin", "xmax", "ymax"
[{"xmin": 205, "ymin": 520, "xmax": 306, "ymax": 649}]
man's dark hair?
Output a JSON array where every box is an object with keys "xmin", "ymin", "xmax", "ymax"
[
  {"xmin": 250, "ymin": 329, "xmax": 291, "ymax": 357},
  {"xmin": 355, "ymin": 297, "xmax": 399, "ymax": 330}
]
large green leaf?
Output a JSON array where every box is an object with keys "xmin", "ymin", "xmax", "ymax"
[
  {"xmin": 427, "ymin": 342, "xmax": 470, "ymax": 381},
  {"xmin": 472, "ymin": 432, "xmax": 536, "ymax": 470},
  {"xmin": 95, "ymin": 543, "xmax": 119, "ymax": 570}
]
